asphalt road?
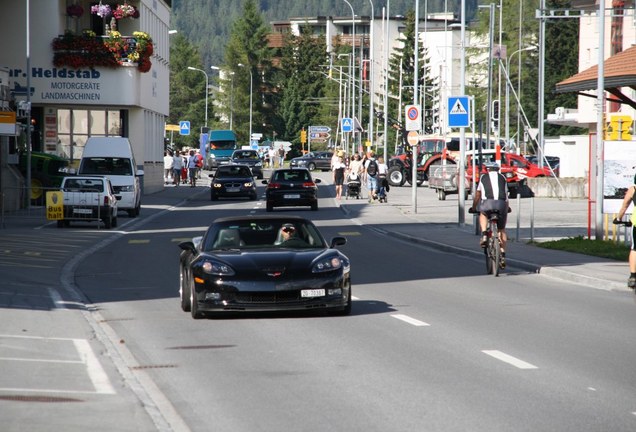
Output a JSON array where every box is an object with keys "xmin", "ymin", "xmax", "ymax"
[{"xmin": 2, "ymin": 172, "xmax": 636, "ymax": 431}]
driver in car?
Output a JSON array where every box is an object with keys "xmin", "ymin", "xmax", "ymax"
[{"xmin": 275, "ymin": 223, "xmax": 306, "ymax": 246}]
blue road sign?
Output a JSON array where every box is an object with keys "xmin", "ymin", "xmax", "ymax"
[
  {"xmin": 179, "ymin": 120, "xmax": 191, "ymax": 136},
  {"xmin": 342, "ymin": 118, "xmax": 353, "ymax": 133},
  {"xmin": 448, "ymin": 96, "xmax": 470, "ymax": 128}
]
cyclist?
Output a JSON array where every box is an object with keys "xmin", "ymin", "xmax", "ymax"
[
  {"xmin": 470, "ymin": 162, "xmax": 510, "ymax": 268},
  {"xmin": 613, "ymin": 175, "xmax": 636, "ymax": 289}
]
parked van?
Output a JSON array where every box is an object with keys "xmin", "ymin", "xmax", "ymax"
[{"xmin": 78, "ymin": 137, "xmax": 143, "ymax": 217}]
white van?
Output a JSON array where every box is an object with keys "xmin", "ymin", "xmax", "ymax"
[{"xmin": 78, "ymin": 137, "xmax": 143, "ymax": 217}]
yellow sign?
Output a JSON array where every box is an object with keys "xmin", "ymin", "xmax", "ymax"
[
  {"xmin": 165, "ymin": 124, "xmax": 181, "ymax": 132},
  {"xmin": 605, "ymin": 114, "xmax": 633, "ymax": 141},
  {"xmin": 46, "ymin": 191, "xmax": 64, "ymax": 220},
  {"xmin": 300, "ymin": 129, "xmax": 307, "ymax": 144}
]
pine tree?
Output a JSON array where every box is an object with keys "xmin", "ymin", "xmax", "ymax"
[
  {"xmin": 276, "ymin": 25, "xmax": 329, "ymax": 149},
  {"xmin": 220, "ymin": 0, "xmax": 275, "ymax": 143},
  {"xmin": 168, "ymin": 34, "xmax": 210, "ymax": 149}
]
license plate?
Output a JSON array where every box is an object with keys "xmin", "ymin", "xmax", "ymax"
[
  {"xmin": 226, "ymin": 188, "xmax": 240, "ymax": 193},
  {"xmin": 284, "ymin": 194, "xmax": 301, "ymax": 199},
  {"xmin": 301, "ymin": 289, "xmax": 325, "ymax": 298},
  {"xmin": 73, "ymin": 208, "xmax": 92, "ymax": 214}
]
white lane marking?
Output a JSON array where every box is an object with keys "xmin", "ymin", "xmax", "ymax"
[
  {"xmin": 482, "ymin": 350, "xmax": 538, "ymax": 369},
  {"xmin": 0, "ymin": 357, "xmax": 82, "ymax": 364},
  {"xmin": 391, "ymin": 314, "xmax": 430, "ymax": 327},
  {"xmin": 351, "ymin": 295, "xmax": 360, "ymax": 300},
  {"xmin": 73, "ymin": 339, "xmax": 116, "ymax": 394}
]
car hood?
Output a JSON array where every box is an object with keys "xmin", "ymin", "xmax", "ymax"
[
  {"xmin": 213, "ymin": 176, "xmax": 254, "ymax": 182},
  {"xmin": 202, "ymin": 249, "xmax": 334, "ymax": 273}
]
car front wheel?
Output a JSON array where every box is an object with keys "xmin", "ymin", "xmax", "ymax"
[
  {"xmin": 180, "ymin": 266, "xmax": 191, "ymax": 312},
  {"xmin": 307, "ymin": 162, "xmax": 316, "ymax": 171},
  {"xmin": 190, "ymin": 279, "xmax": 204, "ymax": 319}
]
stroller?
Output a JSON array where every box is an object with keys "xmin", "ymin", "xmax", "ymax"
[
  {"xmin": 345, "ymin": 172, "xmax": 362, "ymax": 200},
  {"xmin": 377, "ymin": 176, "xmax": 389, "ymax": 203}
]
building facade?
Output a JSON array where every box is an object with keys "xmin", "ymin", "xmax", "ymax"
[{"xmin": 0, "ymin": 0, "xmax": 171, "ymax": 210}]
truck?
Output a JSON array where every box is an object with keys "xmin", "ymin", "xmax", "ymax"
[
  {"xmin": 58, "ymin": 176, "xmax": 119, "ymax": 229},
  {"xmin": 205, "ymin": 130, "xmax": 238, "ymax": 170}
]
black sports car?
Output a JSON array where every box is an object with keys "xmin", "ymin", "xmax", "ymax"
[
  {"xmin": 262, "ymin": 168, "xmax": 321, "ymax": 211},
  {"xmin": 209, "ymin": 164, "xmax": 258, "ymax": 201},
  {"xmin": 178, "ymin": 215, "xmax": 351, "ymax": 318}
]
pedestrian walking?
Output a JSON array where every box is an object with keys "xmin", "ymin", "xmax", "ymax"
[
  {"xmin": 172, "ymin": 150, "xmax": 183, "ymax": 186},
  {"xmin": 333, "ymin": 155, "xmax": 346, "ymax": 200},
  {"xmin": 187, "ymin": 149, "xmax": 198, "ymax": 187},
  {"xmin": 163, "ymin": 151, "xmax": 173, "ymax": 184}
]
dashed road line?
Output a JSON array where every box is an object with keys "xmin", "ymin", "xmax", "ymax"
[
  {"xmin": 391, "ymin": 314, "xmax": 430, "ymax": 327},
  {"xmin": 482, "ymin": 350, "xmax": 538, "ymax": 369}
]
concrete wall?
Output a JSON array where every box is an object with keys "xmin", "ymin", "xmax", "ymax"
[{"xmin": 526, "ymin": 177, "xmax": 588, "ymax": 199}]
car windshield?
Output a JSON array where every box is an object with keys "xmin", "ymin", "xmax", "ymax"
[
  {"xmin": 233, "ymin": 151, "xmax": 258, "ymax": 159},
  {"xmin": 273, "ymin": 170, "xmax": 311, "ymax": 182},
  {"xmin": 215, "ymin": 166, "xmax": 252, "ymax": 178},
  {"xmin": 81, "ymin": 157, "xmax": 132, "ymax": 175},
  {"xmin": 203, "ymin": 219, "xmax": 326, "ymax": 251}
]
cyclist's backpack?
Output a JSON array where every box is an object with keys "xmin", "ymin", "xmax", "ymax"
[{"xmin": 367, "ymin": 159, "xmax": 378, "ymax": 177}]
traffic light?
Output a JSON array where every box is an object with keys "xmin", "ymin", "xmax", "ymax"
[
  {"xmin": 491, "ymin": 99, "xmax": 500, "ymax": 133},
  {"xmin": 300, "ymin": 129, "xmax": 307, "ymax": 144}
]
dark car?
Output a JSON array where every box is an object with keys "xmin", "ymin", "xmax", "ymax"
[
  {"xmin": 230, "ymin": 149, "xmax": 264, "ymax": 179},
  {"xmin": 525, "ymin": 155, "xmax": 560, "ymax": 177},
  {"xmin": 262, "ymin": 168, "xmax": 321, "ymax": 211},
  {"xmin": 178, "ymin": 215, "xmax": 351, "ymax": 318},
  {"xmin": 209, "ymin": 164, "xmax": 257, "ymax": 201},
  {"xmin": 289, "ymin": 151, "xmax": 333, "ymax": 171}
]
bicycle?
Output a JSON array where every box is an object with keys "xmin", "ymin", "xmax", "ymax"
[
  {"xmin": 483, "ymin": 210, "xmax": 503, "ymax": 276},
  {"xmin": 469, "ymin": 207, "xmax": 504, "ymax": 276}
]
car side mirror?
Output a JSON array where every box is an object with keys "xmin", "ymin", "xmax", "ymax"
[
  {"xmin": 330, "ymin": 236, "xmax": 346, "ymax": 248},
  {"xmin": 314, "ymin": 178, "xmax": 322, "ymax": 184},
  {"xmin": 262, "ymin": 180, "xmax": 269, "ymax": 184}
]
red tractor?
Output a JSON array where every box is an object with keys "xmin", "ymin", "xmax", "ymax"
[{"xmin": 376, "ymin": 112, "xmax": 443, "ymax": 187}]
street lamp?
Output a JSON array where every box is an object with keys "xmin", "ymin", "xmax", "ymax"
[
  {"xmin": 503, "ymin": 46, "xmax": 536, "ymax": 152},
  {"xmin": 237, "ymin": 63, "xmax": 253, "ymax": 140},
  {"xmin": 187, "ymin": 66, "xmax": 208, "ymax": 128}
]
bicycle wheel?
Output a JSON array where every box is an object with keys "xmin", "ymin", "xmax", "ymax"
[
  {"xmin": 484, "ymin": 232, "xmax": 493, "ymax": 274},
  {"xmin": 491, "ymin": 222, "xmax": 500, "ymax": 277}
]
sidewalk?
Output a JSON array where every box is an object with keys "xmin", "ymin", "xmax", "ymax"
[
  {"xmin": 337, "ymin": 184, "xmax": 631, "ymax": 293},
  {"xmin": 1, "ymin": 174, "xmax": 631, "ymax": 293}
]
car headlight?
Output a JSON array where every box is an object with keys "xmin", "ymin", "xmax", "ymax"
[
  {"xmin": 243, "ymin": 181, "xmax": 254, "ymax": 187},
  {"xmin": 505, "ymin": 172, "xmax": 514, "ymax": 179},
  {"xmin": 213, "ymin": 183, "xmax": 223, "ymax": 188},
  {"xmin": 119, "ymin": 185, "xmax": 134, "ymax": 192},
  {"xmin": 201, "ymin": 259, "xmax": 235, "ymax": 276},
  {"xmin": 297, "ymin": 160, "xmax": 307, "ymax": 166},
  {"xmin": 209, "ymin": 154, "xmax": 216, "ymax": 159},
  {"xmin": 255, "ymin": 161, "xmax": 262, "ymax": 167},
  {"xmin": 312, "ymin": 256, "xmax": 342, "ymax": 273}
]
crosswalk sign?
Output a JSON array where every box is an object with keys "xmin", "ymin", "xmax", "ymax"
[
  {"xmin": 179, "ymin": 121, "xmax": 191, "ymax": 136},
  {"xmin": 447, "ymin": 96, "xmax": 470, "ymax": 128},
  {"xmin": 342, "ymin": 118, "xmax": 353, "ymax": 133}
]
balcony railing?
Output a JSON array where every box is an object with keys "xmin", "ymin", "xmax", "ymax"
[{"xmin": 51, "ymin": 30, "xmax": 153, "ymax": 73}]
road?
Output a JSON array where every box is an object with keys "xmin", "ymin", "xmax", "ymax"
[{"xmin": 1, "ymin": 171, "xmax": 636, "ymax": 431}]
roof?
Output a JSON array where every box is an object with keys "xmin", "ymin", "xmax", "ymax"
[{"xmin": 555, "ymin": 45, "xmax": 636, "ymax": 109}]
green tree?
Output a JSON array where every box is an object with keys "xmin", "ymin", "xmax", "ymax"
[
  {"xmin": 467, "ymin": 0, "xmax": 580, "ymax": 150},
  {"xmin": 168, "ymin": 34, "xmax": 210, "ymax": 149},
  {"xmin": 219, "ymin": 0, "xmax": 274, "ymax": 144},
  {"xmin": 276, "ymin": 25, "xmax": 329, "ymax": 149}
]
